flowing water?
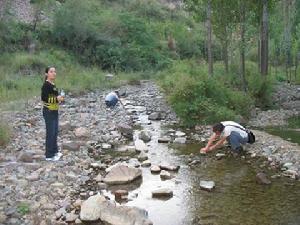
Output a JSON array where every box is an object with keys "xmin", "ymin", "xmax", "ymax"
[{"xmin": 103, "ymin": 114, "xmax": 300, "ymax": 225}]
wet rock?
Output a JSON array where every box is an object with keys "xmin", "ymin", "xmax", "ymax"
[
  {"xmin": 160, "ymin": 170, "xmax": 171, "ymax": 180},
  {"xmin": 135, "ymin": 139, "xmax": 148, "ymax": 153},
  {"xmin": 200, "ymin": 180, "xmax": 215, "ymax": 191},
  {"xmin": 283, "ymin": 169, "xmax": 299, "ymax": 179},
  {"xmin": 159, "ymin": 164, "xmax": 180, "ymax": 171},
  {"xmin": 18, "ymin": 152, "xmax": 33, "ymax": 163},
  {"xmin": 152, "ymin": 188, "xmax": 173, "ymax": 198},
  {"xmin": 173, "ymin": 137, "xmax": 186, "ymax": 144},
  {"xmin": 118, "ymin": 123, "xmax": 133, "ymax": 139},
  {"xmin": 81, "ymin": 194, "xmax": 152, "ymax": 225},
  {"xmin": 139, "ymin": 131, "xmax": 152, "ymax": 142},
  {"xmin": 175, "ymin": 131, "xmax": 186, "ymax": 137},
  {"xmin": 141, "ymin": 160, "xmax": 151, "ymax": 167},
  {"xmin": 283, "ymin": 162, "xmax": 293, "ymax": 169},
  {"xmin": 150, "ymin": 165, "xmax": 161, "ymax": 173},
  {"xmin": 138, "ymin": 151, "xmax": 148, "ymax": 162},
  {"xmin": 75, "ymin": 127, "xmax": 90, "ymax": 138},
  {"xmin": 148, "ymin": 112, "xmax": 161, "ymax": 120},
  {"xmin": 256, "ymin": 172, "xmax": 271, "ymax": 185},
  {"xmin": 103, "ymin": 165, "xmax": 142, "ymax": 185},
  {"xmin": 216, "ymin": 153, "xmax": 226, "ymax": 160},
  {"xmin": 158, "ymin": 137, "xmax": 171, "ymax": 143}
]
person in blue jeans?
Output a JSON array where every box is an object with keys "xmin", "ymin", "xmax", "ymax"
[
  {"xmin": 41, "ymin": 66, "xmax": 64, "ymax": 161},
  {"xmin": 105, "ymin": 90, "xmax": 124, "ymax": 108},
  {"xmin": 200, "ymin": 121, "xmax": 249, "ymax": 154}
]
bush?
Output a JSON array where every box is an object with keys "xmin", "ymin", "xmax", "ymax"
[{"xmin": 159, "ymin": 61, "xmax": 254, "ymax": 126}]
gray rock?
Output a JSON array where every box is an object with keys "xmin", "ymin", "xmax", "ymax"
[
  {"xmin": 118, "ymin": 123, "xmax": 134, "ymax": 139},
  {"xmin": 141, "ymin": 160, "xmax": 151, "ymax": 167},
  {"xmin": 160, "ymin": 170, "xmax": 171, "ymax": 180},
  {"xmin": 173, "ymin": 137, "xmax": 186, "ymax": 144},
  {"xmin": 75, "ymin": 127, "xmax": 90, "ymax": 138},
  {"xmin": 150, "ymin": 165, "xmax": 161, "ymax": 173},
  {"xmin": 80, "ymin": 194, "xmax": 106, "ymax": 221},
  {"xmin": 138, "ymin": 151, "xmax": 148, "ymax": 162},
  {"xmin": 158, "ymin": 137, "xmax": 171, "ymax": 143},
  {"xmin": 66, "ymin": 213, "xmax": 78, "ymax": 222},
  {"xmin": 216, "ymin": 153, "xmax": 226, "ymax": 160},
  {"xmin": 159, "ymin": 164, "xmax": 180, "ymax": 171},
  {"xmin": 152, "ymin": 188, "xmax": 173, "ymax": 198},
  {"xmin": 175, "ymin": 131, "xmax": 186, "ymax": 137},
  {"xmin": 103, "ymin": 165, "xmax": 142, "ymax": 185},
  {"xmin": 200, "ymin": 180, "xmax": 215, "ymax": 191},
  {"xmin": 135, "ymin": 139, "xmax": 148, "ymax": 153},
  {"xmin": 256, "ymin": 172, "xmax": 271, "ymax": 185},
  {"xmin": 18, "ymin": 152, "xmax": 33, "ymax": 163},
  {"xmin": 148, "ymin": 112, "xmax": 161, "ymax": 120},
  {"xmin": 62, "ymin": 141, "xmax": 81, "ymax": 151},
  {"xmin": 139, "ymin": 131, "xmax": 151, "ymax": 142}
]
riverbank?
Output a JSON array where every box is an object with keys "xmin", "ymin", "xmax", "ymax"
[{"xmin": 0, "ymin": 81, "xmax": 299, "ymax": 225}]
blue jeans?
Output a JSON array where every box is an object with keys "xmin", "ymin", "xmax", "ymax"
[
  {"xmin": 226, "ymin": 131, "xmax": 248, "ymax": 152},
  {"xmin": 43, "ymin": 108, "xmax": 58, "ymax": 158}
]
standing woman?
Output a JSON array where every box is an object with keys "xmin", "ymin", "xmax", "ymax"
[{"xmin": 41, "ymin": 66, "xmax": 64, "ymax": 161}]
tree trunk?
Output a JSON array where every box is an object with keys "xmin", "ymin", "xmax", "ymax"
[
  {"xmin": 260, "ymin": 0, "xmax": 268, "ymax": 76},
  {"xmin": 223, "ymin": 27, "xmax": 229, "ymax": 74},
  {"xmin": 258, "ymin": 34, "xmax": 260, "ymax": 73},
  {"xmin": 284, "ymin": 0, "xmax": 292, "ymax": 82},
  {"xmin": 207, "ymin": 0, "xmax": 213, "ymax": 77},
  {"xmin": 240, "ymin": 1, "xmax": 247, "ymax": 92}
]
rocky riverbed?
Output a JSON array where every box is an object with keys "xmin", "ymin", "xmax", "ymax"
[{"xmin": 0, "ymin": 81, "xmax": 299, "ymax": 225}]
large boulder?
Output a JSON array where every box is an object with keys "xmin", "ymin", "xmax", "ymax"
[
  {"xmin": 80, "ymin": 194, "xmax": 152, "ymax": 225},
  {"xmin": 103, "ymin": 165, "xmax": 142, "ymax": 185},
  {"xmin": 80, "ymin": 194, "xmax": 106, "ymax": 221}
]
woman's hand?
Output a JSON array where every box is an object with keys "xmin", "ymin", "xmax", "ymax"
[{"xmin": 57, "ymin": 95, "xmax": 64, "ymax": 103}]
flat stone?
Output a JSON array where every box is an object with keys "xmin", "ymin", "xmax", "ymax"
[
  {"xmin": 159, "ymin": 164, "xmax": 180, "ymax": 171},
  {"xmin": 173, "ymin": 137, "xmax": 186, "ymax": 144},
  {"xmin": 200, "ymin": 180, "xmax": 215, "ymax": 191},
  {"xmin": 152, "ymin": 188, "xmax": 173, "ymax": 198},
  {"xmin": 62, "ymin": 142, "xmax": 81, "ymax": 151},
  {"xmin": 175, "ymin": 131, "xmax": 186, "ymax": 137},
  {"xmin": 74, "ymin": 127, "xmax": 89, "ymax": 138},
  {"xmin": 141, "ymin": 160, "xmax": 151, "ymax": 167},
  {"xmin": 18, "ymin": 152, "xmax": 33, "ymax": 163},
  {"xmin": 150, "ymin": 165, "xmax": 161, "ymax": 173},
  {"xmin": 158, "ymin": 137, "xmax": 171, "ymax": 143},
  {"xmin": 103, "ymin": 165, "xmax": 142, "ymax": 185},
  {"xmin": 102, "ymin": 143, "xmax": 112, "ymax": 149},
  {"xmin": 160, "ymin": 170, "xmax": 171, "ymax": 180}
]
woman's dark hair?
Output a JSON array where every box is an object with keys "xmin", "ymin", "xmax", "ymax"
[
  {"xmin": 212, "ymin": 123, "xmax": 225, "ymax": 133},
  {"xmin": 44, "ymin": 66, "xmax": 54, "ymax": 81}
]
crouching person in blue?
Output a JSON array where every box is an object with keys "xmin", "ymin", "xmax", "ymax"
[
  {"xmin": 200, "ymin": 121, "xmax": 251, "ymax": 154},
  {"xmin": 105, "ymin": 90, "xmax": 124, "ymax": 108}
]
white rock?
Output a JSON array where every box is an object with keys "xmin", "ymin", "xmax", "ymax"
[{"xmin": 200, "ymin": 180, "xmax": 215, "ymax": 191}]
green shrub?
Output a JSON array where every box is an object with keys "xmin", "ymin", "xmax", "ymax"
[{"xmin": 159, "ymin": 60, "xmax": 254, "ymax": 126}]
